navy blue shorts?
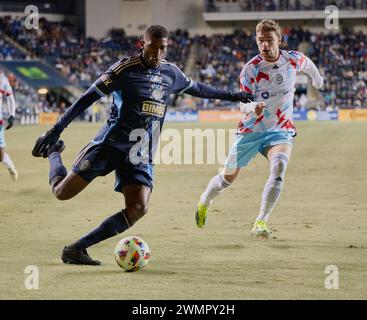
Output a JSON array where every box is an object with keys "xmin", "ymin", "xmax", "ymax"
[{"xmin": 72, "ymin": 143, "xmax": 154, "ymax": 192}]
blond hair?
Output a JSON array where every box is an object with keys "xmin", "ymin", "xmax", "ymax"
[{"xmin": 256, "ymin": 19, "xmax": 281, "ymax": 39}]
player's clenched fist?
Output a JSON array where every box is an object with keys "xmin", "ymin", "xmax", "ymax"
[
  {"xmin": 240, "ymin": 101, "xmax": 266, "ymax": 116},
  {"xmin": 232, "ymin": 91, "xmax": 254, "ymax": 103},
  {"xmin": 255, "ymin": 102, "xmax": 266, "ymax": 116},
  {"xmin": 32, "ymin": 128, "xmax": 60, "ymax": 158}
]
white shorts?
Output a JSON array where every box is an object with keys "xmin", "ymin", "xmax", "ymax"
[{"xmin": 225, "ymin": 131, "xmax": 294, "ymax": 169}]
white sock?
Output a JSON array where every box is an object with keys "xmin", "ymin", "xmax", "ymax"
[
  {"xmin": 200, "ymin": 174, "xmax": 231, "ymax": 207},
  {"xmin": 2, "ymin": 153, "xmax": 15, "ymax": 170},
  {"xmin": 256, "ymin": 153, "xmax": 289, "ymax": 222}
]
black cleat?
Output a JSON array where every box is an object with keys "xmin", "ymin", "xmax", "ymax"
[
  {"xmin": 47, "ymin": 140, "xmax": 65, "ymax": 157},
  {"xmin": 61, "ymin": 246, "xmax": 101, "ymax": 265}
]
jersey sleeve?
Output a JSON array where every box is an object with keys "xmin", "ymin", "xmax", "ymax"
[
  {"xmin": 171, "ymin": 64, "xmax": 194, "ymax": 95},
  {"xmin": 92, "ymin": 61, "xmax": 125, "ymax": 97},
  {"xmin": 302, "ymin": 56, "xmax": 324, "ymax": 89},
  {"xmin": 287, "ymin": 50, "xmax": 307, "ymax": 71},
  {"xmin": 239, "ymin": 64, "xmax": 255, "ymax": 94}
]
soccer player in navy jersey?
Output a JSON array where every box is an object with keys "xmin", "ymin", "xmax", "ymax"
[{"xmin": 32, "ymin": 25, "xmax": 253, "ymax": 265}]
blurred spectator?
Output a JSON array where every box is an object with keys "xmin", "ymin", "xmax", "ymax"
[
  {"xmin": 205, "ymin": 0, "xmax": 367, "ymax": 11},
  {"xmin": 191, "ymin": 26, "xmax": 366, "ymax": 109},
  {"xmin": 1, "ymin": 16, "xmax": 365, "ymax": 111},
  {"xmin": 0, "ymin": 17, "xmax": 191, "ymax": 91}
]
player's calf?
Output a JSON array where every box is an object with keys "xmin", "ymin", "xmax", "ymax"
[
  {"xmin": 62, "ymin": 209, "xmax": 132, "ymax": 265},
  {"xmin": 51, "ymin": 172, "xmax": 89, "ymax": 201},
  {"xmin": 61, "ymin": 186, "xmax": 150, "ymax": 265},
  {"xmin": 196, "ymin": 174, "xmax": 232, "ymax": 228},
  {"xmin": 123, "ymin": 184, "xmax": 151, "ymax": 225},
  {"xmin": 255, "ymin": 152, "xmax": 289, "ymax": 230}
]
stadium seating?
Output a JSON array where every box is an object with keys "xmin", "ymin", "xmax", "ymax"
[
  {"xmin": 205, "ymin": 0, "xmax": 367, "ymax": 12},
  {"xmin": 192, "ymin": 27, "xmax": 366, "ymax": 110},
  {"xmin": 0, "ymin": 16, "xmax": 365, "ymax": 113}
]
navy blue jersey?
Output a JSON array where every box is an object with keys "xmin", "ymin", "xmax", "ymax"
[
  {"xmin": 91, "ymin": 54, "xmax": 193, "ymax": 154},
  {"xmin": 53, "ymin": 53, "xmax": 250, "ymax": 166}
]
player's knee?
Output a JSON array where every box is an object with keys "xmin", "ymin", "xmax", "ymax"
[
  {"xmin": 219, "ymin": 174, "xmax": 233, "ymax": 188},
  {"xmin": 222, "ymin": 174, "xmax": 235, "ymax": 184},
  {"xmin": 125, "ymin": 202, "xmax": 149, "ymax": 225},
  {"xmin": 125, "ymin": 203, "xmax": 148, "ymax": 227},
  {"xmin": 53, "ymin": 189, "xmax": 69, "ymax": 201},
  {"xmin": 270, "ymin": 153, "xmax": 289, "ymax": 179},
  {"xmin": 52, "ymin": 185, "xmax": 72, "ymax": 201},
  {"xmin": 134, "ymin": 202, "xmax": 149, "ymax": 216}
]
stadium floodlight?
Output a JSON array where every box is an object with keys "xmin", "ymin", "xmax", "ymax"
[{"xmin": 38, "ymin": 88, "xmax": 48, "ymax": 95}]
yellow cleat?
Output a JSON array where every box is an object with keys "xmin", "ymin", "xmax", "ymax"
[
  {"xmin": 195, "ymin": 202, "xmax": 208, "ymax": 228},
  {"xmin": 251, "ymin": 220, "xmax": 270, "ymax": 239}
]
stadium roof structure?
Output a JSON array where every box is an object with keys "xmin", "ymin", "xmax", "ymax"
[{"xmin": 0, "ymin": 60, "xmax": 71, "ymax": 88}]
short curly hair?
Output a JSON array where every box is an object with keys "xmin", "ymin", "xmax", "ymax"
[
  {"xmin": 256, "ymin": 19, "xmax": 281, "ymax": 39},
  {"xmin": 144, "ymin": 25, "xmax": 168, "ymax": 39}
]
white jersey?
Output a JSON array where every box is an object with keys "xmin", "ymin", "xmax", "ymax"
[
  {"xmin": 238, "ymin": 50, "xmax": 323, "ymax": 134},
  {"xmin": 0, "ymin": 74, "xmax": 14, "ymax": 123}
]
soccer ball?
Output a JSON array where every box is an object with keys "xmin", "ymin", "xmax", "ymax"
[{"xmin": 114, "ymin": 236, "xmax": 151, "ymax": 272}]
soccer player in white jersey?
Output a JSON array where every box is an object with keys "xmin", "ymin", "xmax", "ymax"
[
  {"xmin": 0, "ymin": 69, "xmax": 18, "ymax": 181},
  {"xmin": 195, "ymin": 19, "xmax": 324, "ymax": 238}
]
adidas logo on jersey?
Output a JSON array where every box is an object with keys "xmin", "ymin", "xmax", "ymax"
[{"xmin": 272, "ymin": 64, "xmax": 279, "ymax": 69}]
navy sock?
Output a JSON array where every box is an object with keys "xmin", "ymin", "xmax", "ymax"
[
  {"xmin": 48, "ymin": 152, "xmax": 67, "ymax": 185},
  {"xmin": 71, "ymin": 210, "xmax": 130, "ymax": 249}
]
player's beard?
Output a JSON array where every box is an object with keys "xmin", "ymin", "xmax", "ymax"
[{"xmin": 262, "ymin": 49, "xmax": 278, "ymax": 61}]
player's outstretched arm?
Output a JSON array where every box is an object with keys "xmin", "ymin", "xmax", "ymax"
[
  {"xmin": 301, "ymin": 56, "xmax": 324, "ymax": 89},
  {"xmin": 184, "ymin": 81, "xmax": 254, "ymax": 103},
  {"xmin": 53, "ymin": 86, "xmax": 101, "ymax": 134},
  {"xmin": 31, "ymin": 86, "xmax": 101, "ymax": 157}
]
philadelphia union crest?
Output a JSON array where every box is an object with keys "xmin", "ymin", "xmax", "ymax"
[{"xmin": 79, "ymin": 160, "xmax": 91, "ymax": 171}]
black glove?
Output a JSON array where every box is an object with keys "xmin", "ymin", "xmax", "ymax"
[
  {"xmin": 6, "ymin": 115, "xmax": 14, "ymax": 130},
  {"xmin": 32, "ymin": 127, "xmax": 60, "ymax": 158},
  {"xmin": 232, "ymin": 92, "xmax": 254, "ymax": 103}
]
